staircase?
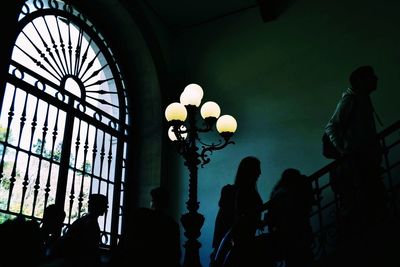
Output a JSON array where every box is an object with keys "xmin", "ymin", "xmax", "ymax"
[{"xmin": 308, "ymin": 120, "xmax": 400, "ymax": 267}]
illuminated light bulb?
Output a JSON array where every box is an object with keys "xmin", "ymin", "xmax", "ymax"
[
  {"xmin": 200, "ymin": 101, "xmax": 221, "ymax": 119},
  {"xmin": 165, "ymin": 102, "xmax": 187, "ymax": 122},
  {"xmin": 216, "ymin": 115, "xmax": 237, "ymax": 133}
]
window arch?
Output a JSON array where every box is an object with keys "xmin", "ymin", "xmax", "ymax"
[{"xmin": 0, "ymin": 0, "xmax": 129, "ymax": 246}]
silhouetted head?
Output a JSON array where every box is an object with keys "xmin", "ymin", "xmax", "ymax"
[
  {"xmin": 88, "ymin": 194, "xmax": 108, "ymax": 217},
  {"xmin": 150, "ymin": 186, "xmax": 168, "ymax": 211},
  {"xmin": 349, "ymin": 65, "xmax": 378, "ymax": 94},
  {"xmin": 277, "ymin": 168, "xmax": 302, "ymax": 189},
  {"xmin": 234, "ymin": 156, "xmax": 261, "ymax": 187},
  {"xmin": 273, "ymin": 168, "xmax": 314, "ymax": 204},
  {"xmin": 42, "ymin": 204, "xmax": 66, "ymax": 233},
  {"xmin": 280, "ymin": 168, "xmax": 301, "ymax": 185}
]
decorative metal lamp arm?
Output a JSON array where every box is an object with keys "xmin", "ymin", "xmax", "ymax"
[{"xmin": 199, "ymin": 136, "xmax": 235, "ymax": 167}]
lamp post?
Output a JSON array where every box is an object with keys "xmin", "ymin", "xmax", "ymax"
[{"xmin": 165, "ymin": 84, "xmax": 237, "ymax": 267}]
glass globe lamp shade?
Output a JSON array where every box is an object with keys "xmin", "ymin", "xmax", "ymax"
[
  {"xmin": 165, "ymin": 102, "xmax": 187, "ymax": 122},
  {"xmin": 180, "ymin": 84, "xmax": 203, "ymax": 107},
  {"xmin": 200, "ymin": 101, "xmax": 221, "ymax": 119},
  {"xmin": 168, "ymin": 125, "xmax": 187, "ymax": 141},
  {"xmin": 216, "ymin": 115, "xmax": 237, "ymax": 133},
  {"xmin": 184, "ymin": 83, "xmax": 204, "ymax": 99}
]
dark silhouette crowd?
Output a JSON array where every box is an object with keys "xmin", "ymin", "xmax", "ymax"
[
  {"xmin": 0, "ymin": 65, "xmax": 392, "ymax": 267},
  {"xmin": 0, "ymin": 194, "xmax": 108, "ymax": 267},
  {"xmin": 210, "ymin": 158, "xmax": 316, "ymax": 267},
  {"xmin": 0, "ymin": 165, "xmax": 317, "ymax": 267}
]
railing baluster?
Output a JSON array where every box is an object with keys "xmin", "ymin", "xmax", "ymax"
[
  {"xmin": 77, "ymin": 38, "xmax": 93, "ymax": 77},
  {"xmin": 102, "ymin": 134, "xmax": 113, "ymax": 234},
  {"xmin": 0, "ymin": 86, "xmax": 17, "ymax": 187},
  {"xmin": 42, "ymin": 16, "xmax": 67, "ymax": 77},
  {"xmin": 6, "ymin": 88, "xmax": 20, "ymax": 211},
  {"xmin": 90, "ymin": 127, "xmax": 98, "ymax": 193},
  {"xmin": 74, "ymin": 28, "xmax": 83, "ymax": 76},
  {"xmin": 19, "ymin": 95, "xmax": 39, "ymax": 213},
  {"xmin": 68, "ymin": 118, "xmax": 81, "ymax": 223},
  {"xmin": 78, "ymin": 123, "xmax": 90, "ymax": 218},
  {"xmin": 106, "ymin": 135, "xmax": 113, "ymax": 194},
  {"xmin": 97, "ymin": 131, "xmax": 106, "ymax": 194},
  {"xmin": 55, "ymin": 16, "xmax": 69, "ymax": 75},
  {"xmin": 79, "ymin": 50, "xmax": 101, "ymax": 81},
  {"xmin": 67, "ymin": 21, "xmax": 73, "ymax": 76},
  {"xmin": 43, "ymin": 108, "xmax": 60, "ymax": 208},
  {"xmin": 31, "ymin": 101, "xmax": 50, "ymax": 216},
  {"xmin": 27, "ymin": 20, "xmax": 63, "ymax": 79}
]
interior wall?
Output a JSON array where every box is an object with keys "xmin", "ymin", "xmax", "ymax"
[
  {"xmin": 68, "ymin": 0, "xmax": 163, "ymax": 211},
  {"xmin": 158, "ymin": 0, "xmax": 400, "ymax": 265},
  {"xmin": 123, "ymin": 0, "xmax": 187, "ymax": 219},
  {"xmin": 3, "ymin": 0, "xmax": 399, "ymax": 265}
]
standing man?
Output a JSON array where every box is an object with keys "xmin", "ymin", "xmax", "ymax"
[
  {"xmin": 325, "ymin": 65, "xmax": 387, "ymax": 236},
  {"xmin": 62, "ymin": 193, "xmax": 109, "ymax": 267},
  {"xmin": 149, "ymin": 186, "xmax": 182, "ymax": 267},
  {"xmin": 110, "ymin": 187, "xmax": 181, "ymax": 267}
]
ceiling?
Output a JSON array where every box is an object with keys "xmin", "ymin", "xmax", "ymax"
[{"xmin": 143, "ymin": 0, "xmax": 260, "ymax": 30}]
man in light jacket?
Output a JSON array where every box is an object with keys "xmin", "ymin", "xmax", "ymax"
[{"xmin": 325, "ymin": 65, "xmax": 387, "ymax": 238}]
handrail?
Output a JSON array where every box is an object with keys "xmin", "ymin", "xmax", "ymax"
[
  {"xmin": 309, "ymin": 120, "xmax": 400, "ymax": 182},
  {"xmin": 308, "ymin": 119, "xmax": 400, "ymax": 260},
  {"xmin": 377, "ymin": 120, "xmax": 400, "ymax": 138}
]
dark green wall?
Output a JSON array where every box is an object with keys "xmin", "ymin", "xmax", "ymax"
[
  {"xmin": 71, "ymin": 0, "xmax": 400, "ymax": 265},
  {"xmin": 4, "ymin": 0, "xmax": 398, "ymax": 265},
  {"xmin": 151, "ymin": 0, "xmax": 400, "ymax": 265}
]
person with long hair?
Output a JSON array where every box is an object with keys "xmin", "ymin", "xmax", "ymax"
[
  {"xmin": 211, "ymin": 156, "xmax": 265, "ymax": 267},
  {"xmin": 265, "ymin": 168, "xmax": 315, "ymax": 267}
]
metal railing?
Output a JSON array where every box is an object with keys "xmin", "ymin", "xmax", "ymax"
[{"xmin": 308, "ymin": 120, "xmax": 400, "ymax": 260}]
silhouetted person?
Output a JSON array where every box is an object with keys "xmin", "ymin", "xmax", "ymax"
[
  {"xmin": 61, "ymin": 193, "xmax": 108, "ymax": 267},
  {"xmin": 39, "ymin": 204, "xmax": 66, "ymax": 263},
  {"xmin": 325, "ymin": 65, "xmax": 387, "ymax": 238},
  {"xmin": 211, "ymin": 156, "xmax": 265, "ymax": 267},
  {"xmin": 0, "ymin": 215, "xmax": 42, "ymax": 267},
  {"xmin": 149, "ymin": 186, "xmax": 181, "ymax": 267},
  {"xmin": 264, "ymin": 168, "xmax": 315, "ymax": 267},
  {"xmin": 111, "ymin": 186, "xmax": 181, "ymax": 267}
]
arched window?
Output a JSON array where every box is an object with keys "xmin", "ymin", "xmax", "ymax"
[{"xmin": 0, "ymin": 0, "xmax": 128, "ymax": 247}]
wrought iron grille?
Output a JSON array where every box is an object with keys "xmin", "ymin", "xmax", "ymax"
[{"xmin": 0, "ymin": 0, "xmax": 129, "ymax": 247}]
